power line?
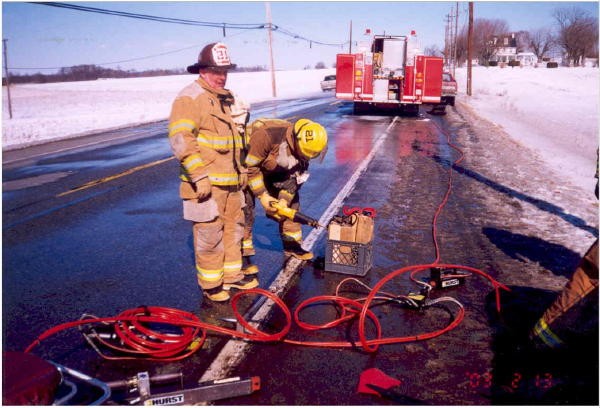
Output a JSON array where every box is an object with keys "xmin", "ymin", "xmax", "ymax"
[
  {"xmin": 12, "ymin": 2, "xmax": 346, "ymax": 72},
  {"xmin": 11, "ymin": 2, "xmax": 347, "ymax": 72},
  {"xmin": 32, "ymin": 2, "xmax": 347, "ymax": 47},
  {"xmin": 33, "ymin": 2, "xmax": 265, "ymax": 29},
  {"xmin": 274, "ymin": 26, "xmax": 349, "ymax": 47}
]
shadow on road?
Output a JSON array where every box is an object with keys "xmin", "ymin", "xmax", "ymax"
[
  {"xmin": 429, "ymin": 153, "xmax": 597, "ymax": 237},
  {"xmin": 483, "ymin": 227, "xmax": 583, "ymax": 278}
]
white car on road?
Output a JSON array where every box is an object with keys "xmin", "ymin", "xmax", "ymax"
[{"xmin": 320, "ymin": 75, "xmax": 336, "ymax": 92}]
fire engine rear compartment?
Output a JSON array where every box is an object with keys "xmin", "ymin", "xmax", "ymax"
[{"xmin": 335, "ymin": 32, "xmax": 443, "ymax": 114}]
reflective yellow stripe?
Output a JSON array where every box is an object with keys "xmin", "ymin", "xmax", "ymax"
[
  {"xmin": 224, "ymin": 261, "xmax": 242, "ymax": 272},
  {"xmin": 209, "ymin": 173, "xmax": 239, "ymax": 186},
  {"xmin": 242, "ymin": 239, "xmax": 254, "ymax": 250},
  {"xmin": 245, "ymin": 154, "xmax": 262, "ymax": 166},
  {"xmin": 168, "ymin": 119, "xmax": 196, "ymax": 137},
  {"xmin": 179, "ymin": 174, "xmax": 191, "ymax": 182},
  {"xmin": 249, "ymin": 175, "xmax": 265, "ymax": 192},
  {"xmin": 179, "ymin": 165, "xmax": 192, "ymax": 182},
  {"xmin": 179, "ymin": 172, "xmax": 239, "ymax": 185},
  {"xmin": 196, "ymin": 265, "xmax": 223, "ymax": 282},
  {"xmin": 197, "ymin": 133, "xmax": 243, "ymax": 149},
  {"xmin": 282, "ymin": 231, "xmax": 302, "ymax": 242},
  {"xmin": 182, "ymin": 154, "xmax": 205, "ymax": 173},
  {"xmin": 533, "ymin": 318, "xmax": 564, "ymax": 348}
]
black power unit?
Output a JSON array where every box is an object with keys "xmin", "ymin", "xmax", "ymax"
[{"xmin": 429, "ymin": 267, "xmax": 466, "ymax": 289}]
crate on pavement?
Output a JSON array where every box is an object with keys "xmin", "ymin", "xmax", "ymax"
[
  {"xmin": 324, "ymin": 211, "xmax": 374, "ymax": 276},
  {"xmin": 325, "ymin": 239, "xmax": 373, "ymax": 276}
]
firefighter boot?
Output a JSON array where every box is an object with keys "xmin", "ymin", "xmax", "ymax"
[
  {"xmin": 203, "ymin": 285, "xmax": 230, "ymax": 302},
  {"xmin": 242, "ymin": 256, "xmax": 259, "ymax": 276},
  {"xmin": 223, "ymin": 275, "xmax": 259, "ymax": 291},
  {"xmin": 283, "ymin": 241, "xmax": 314, "ymax": 261}
]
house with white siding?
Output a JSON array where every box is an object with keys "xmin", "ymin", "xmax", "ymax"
[
  {"xmin": 517, "ymin": 52, "xmax": 537, "ymax": 66},
  {"xmin": 490, "ymin": 34, "xmax": 518, "ymax": 63}
]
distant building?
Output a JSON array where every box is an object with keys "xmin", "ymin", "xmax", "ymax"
[
  {"xmin": 517, "ymin": 52, "xmax": 537, "ymax": 66},
  {"xmin": 489, "ymin": 34, "xmax": 518, "ymax": 63}
]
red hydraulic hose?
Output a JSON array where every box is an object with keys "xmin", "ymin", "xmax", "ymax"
[
  {"xmin": 431, "ymin": 119, "xmax": 465, "ymax": 264},
  {"xmin": 25, "ymin": 289, "xmax": 293, "ymax": 361}
]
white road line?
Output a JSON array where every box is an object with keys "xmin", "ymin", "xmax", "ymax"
[{"xmin": 199, "ymin": 116, "xmax": 399, "ymax": 382}]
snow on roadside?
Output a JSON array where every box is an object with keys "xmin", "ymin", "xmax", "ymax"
[{"xmin": 454, "ymin": 66, "xmax": 599, "ymax": 192}]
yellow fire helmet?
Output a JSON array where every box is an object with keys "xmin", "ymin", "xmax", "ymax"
[{"xmin": 293, "ymin": 119, "xmax": 328, "ymax": 160}]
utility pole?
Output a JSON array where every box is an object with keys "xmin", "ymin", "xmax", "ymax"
[
  {"xmin": 444, "ymin": 13, "xmax": 450, "ymax": 68},
  {"xmin": 467, "ymin": 2, "xmax": 473, "ymax": 96},
  {"xmin": 349, "ymin": 20, "xmax": 352, "ymax": 54},
  {"xmin": 453, "ymin": 2, "xmax": 459, "ymax": 77},
  {"xmin": 3, "ymin": 38, "xmax": 13, "ymax": 119},
  {"xmin": 449, "ymin": 10, "xmax": 455, "ymax": 70},
  {"xmin": 265, "ymin": 2, "xmax": 276, "ymax": 97},
  {"xmin": 445, "ymin": 6, "xmax": 458, "ymax": 73}
]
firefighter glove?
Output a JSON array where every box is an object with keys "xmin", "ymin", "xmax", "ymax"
[
  {"xmin": 259, "ymin": 193, "xmax": 278, "ymax": 216},
  {"xmin": 276, "ymin": 198, "xmax": 288, "ymax": 208},
  {"xmin": 278, "ymin": 189, "xmax": 294, "ymax": 204},
  {"xmin": 239, "ymin": 171, "xmax": 248, "ymax": 190},
  {"xmin": 194, "ymin": 177, "xmax": 212, "ymax": 200}
]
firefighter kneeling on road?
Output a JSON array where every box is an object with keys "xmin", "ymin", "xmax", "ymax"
[{"xmin": 245, "ymin": 118, "xmax": 327, "ymax": 260}]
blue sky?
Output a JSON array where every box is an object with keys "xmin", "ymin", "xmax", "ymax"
[{"xmin": 2, "ymin": 1, "xmax": 598, "ymax": 74}]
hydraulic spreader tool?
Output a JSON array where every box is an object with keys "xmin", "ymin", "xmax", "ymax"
[{"xmin": 268, "ymin": 200, "xmax": 322, "ymax": 228}]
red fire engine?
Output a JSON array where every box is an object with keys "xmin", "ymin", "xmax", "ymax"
[{"xmin": 336, "ymin": 30, "xmax": 443, "ymax": 114}]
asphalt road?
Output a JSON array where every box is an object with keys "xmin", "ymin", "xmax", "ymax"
[{"xmin": 2, "ymin": 95, "xmax": 598, "ymax": 405}]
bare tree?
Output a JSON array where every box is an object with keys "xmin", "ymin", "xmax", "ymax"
[
  {"xmin": 478, "ymin": 19, "xmax": 510, "ymax": 64},
  {"xmin": 425, "ymin": 44, "xmax": 443, "ymax": 57},
  {"xmin": 528, "ymin": 27, "xmax": 555, "ymax": 62},
  {"xmin": 455, "ymin": 18, "xmax": 509, "ymax": 66},
  {"xmin": 456, "ymin": 26, "xmax": 468, "ymax": 66},
  {"xmin": 553, "ymin": 6, "xmax": 599, "ymax": 66},
  {"xmin": 514, "ymin": 30, "xmax": 531, "ymax": 53}
]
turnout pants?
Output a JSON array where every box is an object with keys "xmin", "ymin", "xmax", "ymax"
[
  {"xmin": 242, "ymin": 187, "xmax": 256, "ymax": 256},
  {"xmin": 193, "ymin": 186, "xmax": 245, "ymax": 290}
]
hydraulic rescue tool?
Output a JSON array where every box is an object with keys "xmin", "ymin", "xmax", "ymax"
[
  {"xmin": 110, "ymin": 372, "xmax": 261, "ymax": 405},
  {"xmin": 3, "ymin": 352, "xmax": 260, "ymax": 406},
  {"xmin": 268, "ymin": 199, "xmax": 322, "ymax": 228}
]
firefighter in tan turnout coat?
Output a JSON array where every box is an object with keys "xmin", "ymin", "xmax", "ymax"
[{"xmin": 168, "ymin": 42, "xmax": 258, "ymax": 302}]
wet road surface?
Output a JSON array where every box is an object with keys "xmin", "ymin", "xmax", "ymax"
[{"xmin": 3, "ymin": 96, "xmax": 598, "ymax": 405}]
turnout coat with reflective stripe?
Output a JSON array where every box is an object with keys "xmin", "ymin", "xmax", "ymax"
[
  {"xmin": 245, "ymin": 120, "xmax": 308, "ymax": 199},
  {"xmin": 532, "ymin": 239, "xmax": 599, "ymax": 348},
  {"xmin": 168, "ymin": 78, "xmax": 243, "ymax": 199}
]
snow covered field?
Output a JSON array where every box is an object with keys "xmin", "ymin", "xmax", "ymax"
[
  {"xmin": 2, "ymin": 66, "xmax": 598, "ymax": 191},
  {"xmin": 454, "ymin": 66, "xmax": 598, "ymax": 193}
]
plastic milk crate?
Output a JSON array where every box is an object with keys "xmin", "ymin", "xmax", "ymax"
[
  {"xmin": 325, "ymin": 239, "xmax": 373, "ymax": 276},
  {"xmin": 324, "ymin": 211, "xmax": 375, "ymax": 276}
]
